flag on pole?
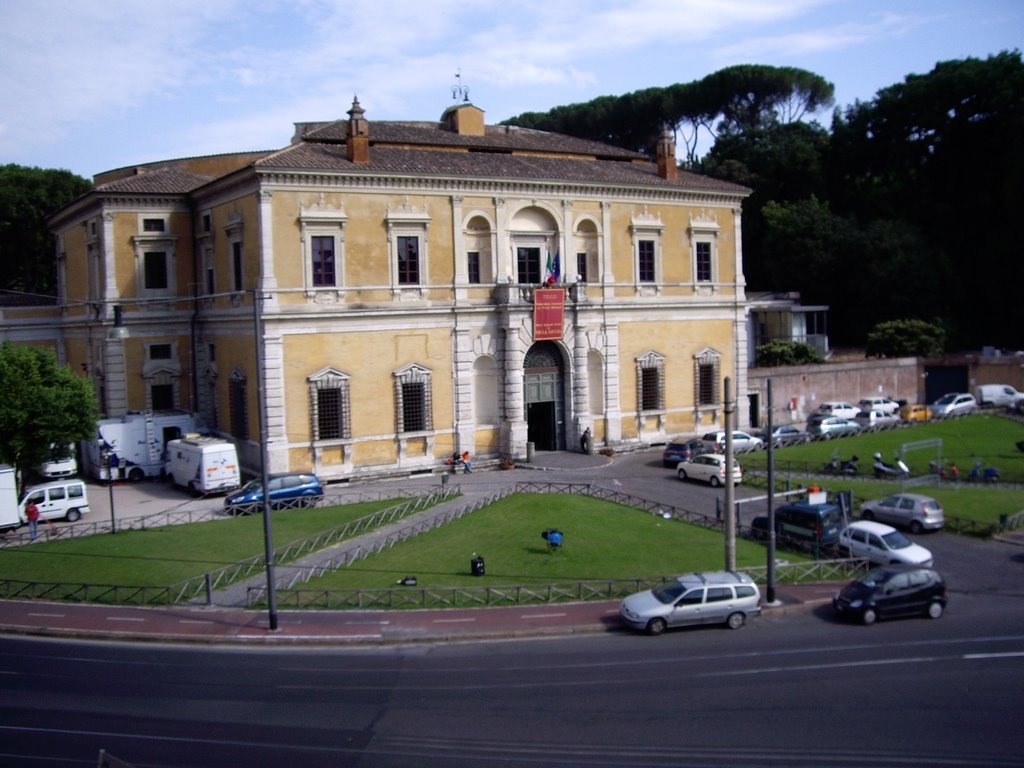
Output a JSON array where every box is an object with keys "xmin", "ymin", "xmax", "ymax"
[{"xmin": 544, "ymin": 248, "xmax": 560, "ymax": 286}]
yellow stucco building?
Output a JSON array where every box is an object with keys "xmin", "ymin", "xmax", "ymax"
[{"xmin": 46, "ymin": 98, "xmax": 751, "ymax": 480}]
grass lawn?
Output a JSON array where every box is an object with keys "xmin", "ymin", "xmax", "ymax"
[
  {"xmin": 743, "ymin": 413, "xmax": 1024, "ymax": 479},
  {"xmin": 298, "ymin": 493, "xmax": 785, "ymax": 591},
  {"xmin": 0, "ymin": 499, "xmax": 401, "ymax": 586},
  {"xmin": 754, "ymin": 477, "xmax": 1024, "ymax": 528},
  {"xmin": 741, "ymin": 414, "xmax": 1024, "ymax": 527}
]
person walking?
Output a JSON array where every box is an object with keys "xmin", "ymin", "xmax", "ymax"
[{"xmin": 25, "ymin": 500, "xmax": 40, "ymax": 541}]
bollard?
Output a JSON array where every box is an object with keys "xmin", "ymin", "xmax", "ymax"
[{"xmin": 526, "ymin": 441, "xmax": 535, "ymax": 462}]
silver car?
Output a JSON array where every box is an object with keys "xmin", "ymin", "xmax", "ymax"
[
  {"xmin": 860, "ymin": 493, "xmax": 945, "ymax": 534},
  {"xmin": 619, "ymin": 571, "xmax": 761, "ymax": 635}
]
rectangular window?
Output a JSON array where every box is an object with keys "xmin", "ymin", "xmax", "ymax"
[
  {"xmin": 206, "ymin": 265, "xmax": 215, "ymax": 295},
  {"xmin": 638, "ymin": 240, "xmax": 655, "ymax": 282},
  {"xmin": 697, "ymin": 364, "xmax": 718, "ymax": 405},
  {"xmin": 401, "ymin": 382, "xmax": 426, "ymax": 432},
  {"xmin": 202, "ymin": 214, "xmax": 211, "ymax": 233},
  {"xmin": 232, "ymin": 241, "xmax": 243, "ymax": 291},
  {"xmin": 230, "ymin": 378, "xmax": 248, "ymax": 440},
  {"xmin": 316, "ymin": 387, "xmax": 346, "ymax": 440},
  {"xmin": 143, "ymin": 251, "xmax": 168, "ymax": 290},
  {"xmin": 143, "ymin": 218, "xmax": 165, "ymax": 232},
  {"xmin": 149, "ymin": 344, "xmax": 172, "ymax": 360},
  {"xmin": 517, "ymin": 247, "xmax": 541, "ymax": 284},
  {"xmin": 312, "ymin": 235, "xmax": 336, "ymax": 286},
  {"xmin": 696, "ymin": 241, "xmax": 712, "ymax": 282},
  {"xmin": 467, "ymin": 251, "xmax": 481, "ymax": 284},
  {"xmin": 397, "ymin": 236, "xmax": 420, "ymax": 285},
  {"xmin": 576, "ymin": 252, "xmax": 588, "ymax": 283},
  {"xmin": 640, "ymin": 367, "xmax": 661, "ymax": 411}
]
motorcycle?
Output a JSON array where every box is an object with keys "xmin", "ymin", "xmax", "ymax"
[
  {"xmin": 872, "ymin": 452, "xmax": 909, "ymax": 479},
  {"xmin": 824, "ymin": 453, "xmax": 859, "ymax": 475},
  {"xmin": 929, "ymin": 461, "xmax": 959, "ymax": 481},
  {"xmin": 968, "ymin": 460, "xmax": 999, "ymax": 483}
]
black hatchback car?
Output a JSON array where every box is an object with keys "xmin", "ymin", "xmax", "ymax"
[{"xmin": 832, "ymin": 566, "xmax": 947, "ymax": 625}]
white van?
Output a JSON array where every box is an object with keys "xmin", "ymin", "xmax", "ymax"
[
  {"xmin": 19, "ymin": 479, "xmax": 91, "ymax": 523},
  {"xmin": 976, "ymin": 384, "xmax": 1024, "ymax": 409},
  {"xmin": 38, "ymin": 443, "xmax": 77, "ymax": 479},
  {"xmin": 165, "ymin": 436, "xmax": 240, "ymax": 496}
]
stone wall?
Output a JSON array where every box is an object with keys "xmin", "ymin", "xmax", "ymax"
[{"xmin": 747, "ymin": 353, "xmax": 1024, "ymax": 428}]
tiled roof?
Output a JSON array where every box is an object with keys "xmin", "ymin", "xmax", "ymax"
[
  {"xmin": 300, "ymin": 119, "xmax": 645, "ymax": 160},
  {"xmin": 258, "ymin": 127, "xmax": 748, "ymax": 195},
  {"xmin": 94, "ymin": 168, "xmax": 214, "ymax": 194}
]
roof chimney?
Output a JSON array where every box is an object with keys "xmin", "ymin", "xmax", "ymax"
[
  {"xmin": 656, "ymin": 126, "xmax": 678, "ymax": 182},
  {"xmin": 346, "ymin": 96, "xmax": 369, "ymax": 164}
]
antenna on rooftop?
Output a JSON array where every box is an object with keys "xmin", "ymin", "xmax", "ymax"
[{"xmin": 451, "ymin": 68, "xmax": 470, "ymax": 103}]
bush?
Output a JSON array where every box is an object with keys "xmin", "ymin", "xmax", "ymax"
[
  {"xmin": 865, "ymin": 319, "xmax": 945, "ymax": 358},
  {"xmin": 756, "ymin": 340, "xmax": 825, "ymax": 367}
]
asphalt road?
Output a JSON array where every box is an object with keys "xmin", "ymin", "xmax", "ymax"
[
  {"xmin": 3, "ymin": 447, "xmax": 1023, "ymax": 766},
  {"xmin": 2, "ymin": 593, "xmax": 1023, "ymax": 768}
]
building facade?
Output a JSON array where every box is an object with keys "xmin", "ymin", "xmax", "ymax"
[{"xmin": 46, "ymin": 99, "xmax": 752, "ymax": 481}]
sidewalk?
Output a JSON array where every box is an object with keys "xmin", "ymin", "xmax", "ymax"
[{"xmin": 0, "ymin": 450, "xmax": 840, "ymax": 645}]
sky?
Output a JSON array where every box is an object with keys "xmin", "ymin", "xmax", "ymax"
[{"xmin": 1, "ymin": 0, "xmax": 1021, "ymax": 180}]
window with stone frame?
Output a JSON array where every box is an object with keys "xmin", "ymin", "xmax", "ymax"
[
  {"xmin": 308, "ymin": 368, "xmax": 351, "ymax": 441},
  {"xmin": 311, "ymin": 235, "xmax": 336, "ymax": 287},
  {"xmin": 695, "ymin": 241, "xmax": 713, "ymax": 282},
  {"xmin": 467, "ymin": 251, "xmax": 481, "ymax": 284},
  {"xmin": 694, "ymin": 350, "xmax": 721, "ymax": 406},
  {"xmin": 394, "ymin": 364, "xmax": 433, "ymax": 434},
  {"xmin": 630, "ymin": 211, "xmax": 663, "ymax": 289},
  {"xmin": 636, "ymin": 351, "xmax": 665, "ymax": 413}
]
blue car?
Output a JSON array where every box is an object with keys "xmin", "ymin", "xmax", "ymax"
[{"xmin": 224, "ymin": 473, "xmax": 324, "ymax": 514}]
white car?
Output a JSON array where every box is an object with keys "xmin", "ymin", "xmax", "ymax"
[
  {"xmin": 930, "ymin": 392, "xmax": 978, "ymax": 418},
  {"xmin": 853, "ymin": 409, "xmax": 901, "ymax": 429},
  {"xmin": 816, "ymin": 401, "xmax": 860, "ymax": 420},
  {"xmin": 858, "ymin": 397, "xmax": 900, "ymax": 416},
  {"xmin": 677, "ymin": 453, "xmax": 742, "ymax": 487},
  {"xmin": 839, "ymin": 520, "xmax": 933, "ymax": 566},
  {"xmin": 701, "ymin": 430, "xmax": 764, "ymax": 453}
]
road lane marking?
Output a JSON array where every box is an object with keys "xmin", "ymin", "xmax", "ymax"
[
  {"xmin": 963, "ymin": 651, "xmax": 1024, "ymax": 660},
  {"xmin": 106, "ymin": 616, "xmax": 147, "ymax": 623},
  {"xmin": 520, "ymin": 612, "xmax": 567, "ymax": 620},
  {"xmin": 28, "ymin": 612, "xmax": 66, "ymax": 618},
  {"xmin": 432, "ymin": 618, "xmax": 476, "ymax": 624}
]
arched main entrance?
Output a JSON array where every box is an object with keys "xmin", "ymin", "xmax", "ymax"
[{"xmin": 524, "ymin": 341, "xmax": 566, "ymax": 451}]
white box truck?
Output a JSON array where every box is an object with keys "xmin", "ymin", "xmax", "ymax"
[
  {"xmin": 0, "ymin": 465, "xmax": 21, "ymax": 534},
  {"xmin": 165, "ymin": 436, "xmax": 240, "ymax": 496},
  {"xmin": 82, "ymin": 410, "xmax": 202, "ymax": 482}
]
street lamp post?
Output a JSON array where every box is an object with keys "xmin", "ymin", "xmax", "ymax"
[
  {"xmin": 253, "ymin": 291, "xmax": 278, "ymax": 631},
  {"xmin": 101, "ymin": 445, "xmax": 117, "ymax": 535}
]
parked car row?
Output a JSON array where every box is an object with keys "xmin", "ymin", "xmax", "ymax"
[{"xmin": 618, "ymin": 562, "xmax": 947, "ymax": 635}]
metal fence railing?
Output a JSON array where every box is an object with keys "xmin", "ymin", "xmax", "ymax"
[{"xmin": 266, "ymin": 559, "xmax": 871, "ymax": 611}]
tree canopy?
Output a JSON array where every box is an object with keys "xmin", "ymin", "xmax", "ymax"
[
  {"xmin": 0, "ymin": 342, "xmax": 97, "ymax": 488},
  {"xmin": 0, "ymin": 164, "xmax": 92, "ymax": 297}
]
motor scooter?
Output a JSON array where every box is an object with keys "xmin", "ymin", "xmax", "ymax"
[
  {"xmin": 823, "ymin": 453, "xmax": 858, "ymax": 475},
  {"xmin": 968, "ymin": 460, "xmax": 999, "ymax": 483},
  {"xmin": 872, "ymin": 452, "xmax": 909, "ymax": 479}
]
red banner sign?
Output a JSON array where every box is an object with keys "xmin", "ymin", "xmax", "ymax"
[{"xmin": 533, "ymin": 288, "xmax": 565, "ymax": 341}]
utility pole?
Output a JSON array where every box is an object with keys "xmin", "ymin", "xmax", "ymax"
[
  {"xmin": 724, "ymin": 376, "xmax": 735, "ymax": 571},
  {"xmin": 766, "ymin": 379, "xmax": 778, "ymax": 604}
]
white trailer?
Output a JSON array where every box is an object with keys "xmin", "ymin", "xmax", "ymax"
[
  {"xmin": 0, "ymin": 465, "xmax": 21, "ymax": 534},
  {"xmin": 165, "ymin": 436, "xmax": 240, "ymax": 496},
  {"xmin": 82, "ymin": 410, "xmax": 202, "ymax": 482}
]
